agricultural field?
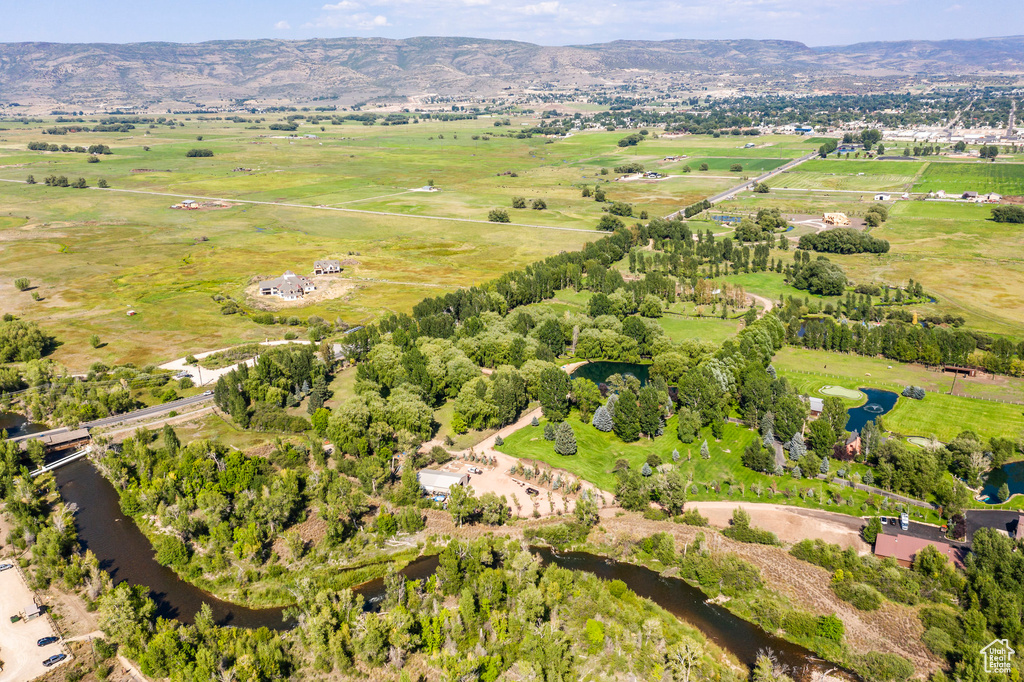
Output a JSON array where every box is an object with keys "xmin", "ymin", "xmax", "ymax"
[
  {"xmin": 3, "ymin": 118, "xmax": 795, "ymax": 369},
  {"xmin": 913, "ymin": 161, "xmax": 1024, "ymax": 195},
  {"xmin": 768, "ymin": 159, "xmax": 925, "ymax": 192}
]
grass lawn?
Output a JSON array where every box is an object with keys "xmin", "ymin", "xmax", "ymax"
[
  {"xmin": 497, "ymin": 414, "xmax": 942, "ymax": 523},
  {"xmin": 657, "ymin": 314, "xmax": 742, "ymax": 344},
  {"xmin": 773, "ymin": 348, "xmax": 1024, "ymax": 440}
]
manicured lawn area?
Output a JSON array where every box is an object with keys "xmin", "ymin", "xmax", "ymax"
[
  {"xmin": 772, "ymin": 348, "xmax": 1024, "ymax": 440},
  {"xmin": 497, "ymin": 414, "xmax": 942, "ymax": 523},
  {"xmin": 657, "ymin": 315, "xmax": 742, "ymax": 344}
]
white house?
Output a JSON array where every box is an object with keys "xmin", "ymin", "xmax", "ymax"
[{"xmin": 874, "ymin": 193, "xmax": 891, "ymax": 201}]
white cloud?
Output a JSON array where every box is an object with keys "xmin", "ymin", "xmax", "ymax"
[
  {"xmin": 274, "ymin": 20, "xmax": 291, "ymax": 30},
  {"xmin": 520, "ymin": 1, "xmax": 559, "ymax": 15},
  {"xmin": 322, "ymin": 0, "xmax": 362, "ymax": 9}
]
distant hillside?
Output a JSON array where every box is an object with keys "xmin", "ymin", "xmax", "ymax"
[{"xmin": 1, "ymin": 35, "xmax": 1022, "ymax": 108}]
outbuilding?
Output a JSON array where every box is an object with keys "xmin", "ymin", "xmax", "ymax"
[{"xmin": 417, "ymin": 469, "xmax": 469, "ymax": 496}]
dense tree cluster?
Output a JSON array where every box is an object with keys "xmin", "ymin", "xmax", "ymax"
[
  {"xmin": 798, "ymin": 228, "xmax": 890, "ymax": 254},
  {"xmin": 214, "ymin": 345, "xmax": 325, "ymax": 432}
]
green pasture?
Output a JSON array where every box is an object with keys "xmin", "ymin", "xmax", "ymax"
[{"xmin": 913, "ymin": 162, "xmax": 1024, "ymax": 195}]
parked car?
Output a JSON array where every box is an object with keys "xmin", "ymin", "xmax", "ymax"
[
  {"xmin": 899, "ymin": 512, "xmax": 909, "ymax": 531},
  {"xmin": 43, "ymin": 654, "xmax": 67, "ymax": 667},
  {"xmin": 526, "ymin": 487, "xmax": 539, "ymax": 496},
  {"xmin": 37, "ymin": 636, "xmax": 59, "ymax": 647},
  {"xmin": 468, "ymin": 467, "xmax": 482, "ymax": 475},
  {"xmin": 0, "ymin": 563, "xmax": 13, "ymax": 572}
]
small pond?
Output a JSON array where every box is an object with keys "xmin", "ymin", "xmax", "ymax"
[
  {"xmin": 0, "ymin": 411, "xmax": 47, "ymax": 438},
  {"xmin": 979, "ymin": 461, "xmax": 1024, "ymax": 504},
  {"xmin": 844, "ymin": 387, "xmax": 898, "ymax": 433},
  {"xmin": 569, "ymin": 361, "xmax": 649, "ymax": 388}
]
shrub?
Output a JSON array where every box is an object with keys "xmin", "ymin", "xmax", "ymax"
[
  {"xmin": 14, "ymin": 278, "xmax": 30, "ymax": 291},
  {"xmin": 488, "ymin": 208, "xmax": 510, "ymax": 223},
  {"xmin": 677, "ymin": 508, "xmax": 709, "ymax": 526},
  {"xmin": 511, "ymin": 196, "xmax": 526, "ymax": 209},
  {"xmin": 833, "ymin": 580, "xmax": 883, "ymax": 610},
  {"xmin": 186, "ymin": 148, "xmax": 214, "ymax": 157},
  {"xmin": 922, "ymin": 627, "xmax": 953, "ymax": 657},
  {"xmin": 531, "ymin": 198, "xmax": 546, "ymax": 210},
  {"xmin": 523, "ymin": 521, "xmax": 590, "ymax": 549},
  {"xmin": 992, "ymin": 205, "xmax": 1024, "ymax": 223},
  {"xmin": 782, "ymin": 611, "xmax": 819, "ymax": 638},
  {"xmin": 901, "ymin": 386, "xmax": 925, "ymax": 400},
  {"xmin": 816, "ymin": 614, "xmax": 845, "ymax": 642},
  {"xmin": 855, "ymin": 652, "xmax": 914, "ymax": 682},
  {"xmin": 730, "ymin": 163, "xmax": 743, "ymax": 172}
]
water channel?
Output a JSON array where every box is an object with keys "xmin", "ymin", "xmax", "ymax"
[{"xmin": 56, "ymin": 459, "xmax": 848, "ymax": 676}]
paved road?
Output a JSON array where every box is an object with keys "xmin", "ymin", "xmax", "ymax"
[
  {"xmin": 666, "ymin": 151, "xmax": 819, "ymax": 218},
  {"xmin": 82, "ymin": 394, "xmax": 212, "ymax": 429}
]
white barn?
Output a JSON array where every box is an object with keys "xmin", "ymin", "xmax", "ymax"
[{"xmin": 418, "ymin": 470, "xmax": 469, "ymax": 496}]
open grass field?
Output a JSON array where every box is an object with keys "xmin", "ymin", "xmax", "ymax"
[
  {"xmin": 772, "ymin": 348, "xmax": 1024, "ymax": 441},
  {"xmin": 497, "ymin": 414, "xmax": 942, "ymax": 522},
  {"xmin": 718, "ymin": 192, "xmax": 1024, "ymax": 336},
  {"xmin": 766, "ymin": 159, "xmax": 924, "ymax": 192},
  {"xmin": 913, "ymin": 161, "xmax": 1024, "ymax": 195},
  {"xmin": 5, "ymin": 116, "xmax": 772, "ymax": 369}
]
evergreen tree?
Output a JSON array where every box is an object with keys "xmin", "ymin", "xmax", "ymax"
[
  {"xmin": 637, "ymin": 385, "xmax": 661, "ymax": 438},
  {"xmin": 820, "ymin": 456, "xmax": 830, "ymax": 475},
  {"xmin": 672, "ymin": 449, "xmax": 680, "ymax": 462},
  {"xmin": 792, "ymin": 465, "xmax": 803, "ymax": 479},
  {"xmin": 641, "ymin": 462, "xmax": 653, "ymax": 477},
  {"xmin": 612, "ymin": 389, "xmax": 641, "ymax": 442},
  {"xmin": 788, "ymin": 432, "xmax": 806, "ymax": 460},
  {"xmin": 538, "ymin": 366, "xmax": 571, "ymax": 421},
  {"xmin": 531, "ymin": 415, "xmax": 540, "ymax": 427},
  {"xmin": 592, "ymin": 405, "xmax": 613, "ymax": 432},
  {"xmin": 554, "ymin": 422, "xmax": 577, "ymax": 456},
  {"xmin": 700, "ymin": 440, "xmax": 710, "ymax": 460},
  {"xmin": 544, "ymin": 422, "xmax": 556, "ymax": 441}
]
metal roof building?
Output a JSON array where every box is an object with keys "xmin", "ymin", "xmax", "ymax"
[{"xmin": 417, "ymin": 470, "xmax": 469, "ymax": 496}]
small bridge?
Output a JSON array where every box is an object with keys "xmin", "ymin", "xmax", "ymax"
[{"xmin": 31, "ymin": 446, "xmax": 92, "ymax": 478}]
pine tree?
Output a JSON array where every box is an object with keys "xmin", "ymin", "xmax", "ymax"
[
  {"xmin": 592, "ymin": 405, "xmax": 613, "ymax": 432},
  {"xmin": 612, "ymin": 389, "xmax": 641, "ymax": 442},
  {"xmin": 792, "ymin": 465, "xmax": 803, "ymax": 479},
  {"xmin": 788, "ymin": 432, "xmax": 806, "ymax": 461},
  {"xmin": 554, "ymin": 422, "xmax": 577, "ymax": 456},
  {"xmin": 700, "ymin": 439, "xmax": 710, "ymax": 460},
  {"xmin": 864, "ymin": 468, "xmax": 874, "ymax": 486},
  {"xmin": 544, "ymin": 422, "xmax": 556, "ymax": 441},
  {"xmin": 641, "ymin": 462, "xmax": 653, "ymax": 477},
  {"xmin": 820, "ymin": 456, "xmax": 830, "ymax": 475},
  {"xmin": 637, "ymin": 385, "xmax": 661, "ymax": 438},
  {"xmin": 672, "ymin": 449, "xmax": 680, "ymax": 462},
  {"xmin": 760, "ymin": 411, "xmax": 775, "ymax": 438},
  {"xmin": 531, "ymin": 415, "xmax": 540, "ymax": 427}
]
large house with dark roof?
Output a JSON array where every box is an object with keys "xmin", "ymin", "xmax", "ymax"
[{"xmin": 258, "ymin": 271, "xmax": 316, "ymax": 301}]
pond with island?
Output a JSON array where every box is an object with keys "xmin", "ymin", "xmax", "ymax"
[{"xmin": 979, "ymin": 460, "xmax": 1024, "ymax": 504}]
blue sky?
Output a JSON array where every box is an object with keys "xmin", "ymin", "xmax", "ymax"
[{"xmin": 3, "ymin": 0, "xmax": 1022, "ymax": 46}]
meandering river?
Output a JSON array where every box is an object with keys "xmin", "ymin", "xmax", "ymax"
[{"xmin": 57, "ymin": 460, "xmax": 851, "ymax": 676}]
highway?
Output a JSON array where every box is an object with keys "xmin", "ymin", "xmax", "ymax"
[
  {"xmin": 665, "ymin": 150, "xmax": 819, "ymax": 219},
  {"xmin": 10, "ymin": 393, "xmax": 214, "ymax": 444}
]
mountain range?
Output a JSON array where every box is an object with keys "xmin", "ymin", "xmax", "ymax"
[{"xmin": 1, "ymin": 35, "xmax": 1022, "ymax": 108}]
